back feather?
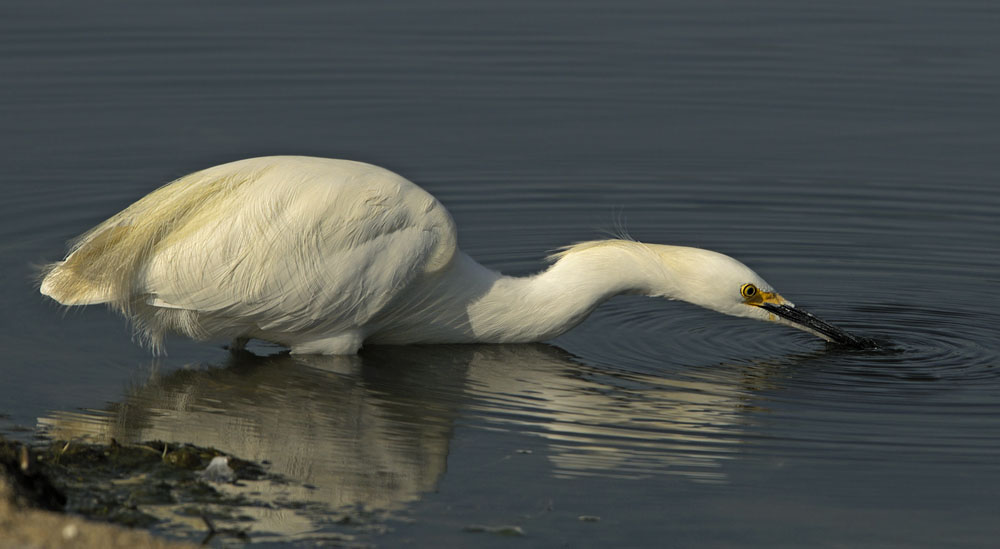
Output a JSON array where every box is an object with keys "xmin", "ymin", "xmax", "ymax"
[{"xmin": 40, "ymin": 163, "xmax": 271, "ymax": 310}]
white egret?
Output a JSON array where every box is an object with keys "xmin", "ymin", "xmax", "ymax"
[{"xmin": 40, "ymin": 156, "xmax": 865, "ymax": 354}]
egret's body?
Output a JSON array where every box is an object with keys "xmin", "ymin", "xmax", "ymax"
[{"xmin": 41, "ymin": 156, "xmax": 863, "ymax": 354}]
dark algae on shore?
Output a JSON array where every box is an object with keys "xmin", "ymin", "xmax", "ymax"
[
  {"xmin": 3, "ymin": 434, "xmax": 394, "ymax": 545},
  {"xmin": 2, "ymin": 436, "xmax": 267, "ymax": 543}
]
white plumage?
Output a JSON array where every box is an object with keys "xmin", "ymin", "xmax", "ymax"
[{"xmin": 41, "ymin": 156, "xmax": 863, "ymax": 354}]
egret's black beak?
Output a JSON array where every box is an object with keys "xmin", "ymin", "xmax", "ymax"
[{"xmin": 760, "ymin": 302, "xmax": 872, "ymax": 348}]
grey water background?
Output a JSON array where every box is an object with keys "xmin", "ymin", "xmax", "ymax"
[{"xmin": 3, "ymin": 0, "xmax": 999, "ymax": 546}]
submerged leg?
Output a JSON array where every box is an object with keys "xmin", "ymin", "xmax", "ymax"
[{"xmin": 227, "ymin": 336, "xmax": 249, "ymax": 352}]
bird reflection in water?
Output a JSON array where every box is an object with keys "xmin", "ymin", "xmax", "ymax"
[{"xmin": 39, "ymin": 344, "xmax": 787, "ymax": 540}]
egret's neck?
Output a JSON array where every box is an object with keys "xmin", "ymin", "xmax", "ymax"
[
  {"xmin": 464, "ymin": 240, "xmax": 666, "ymax": 342},
  {"xmin": 369, "ymin": 240, "xmax": 669, "ymax": 345}
]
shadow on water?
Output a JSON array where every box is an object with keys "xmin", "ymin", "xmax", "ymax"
[{"xmin": 34, "ymin": 342, "xmax": 867, "ymax": 543}]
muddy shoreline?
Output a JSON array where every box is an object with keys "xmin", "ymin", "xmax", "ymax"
[{"xmin": 0, "ymin": 435, "xmax": 263, "ymax": 548}]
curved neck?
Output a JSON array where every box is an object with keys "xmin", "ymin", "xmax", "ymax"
[
  {"xmin": 369, "ymin": 240, "xmax": 667, "ymax": 345},
  {"xmin": 465, "ymin": 240, "xmax": 664, "ymax": 342}
]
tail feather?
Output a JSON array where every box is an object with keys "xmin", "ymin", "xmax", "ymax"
[
  {"xmin": 39, "ymin": 225, "xmax": 131, "ymax": 306},
  {"xmin": 39, "ymin": 260, "xmax": 115, "ymax": 305},
  {"xmin": 39, "ymin": 164, "xmax": 265, "ymax": 310}
]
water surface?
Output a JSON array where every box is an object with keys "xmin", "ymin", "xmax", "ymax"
[{"xmin": 2, "ymin": 0, "xmax": 999, "ymax": 547}]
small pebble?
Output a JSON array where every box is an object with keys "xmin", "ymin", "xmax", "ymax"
[
  {"xmin": 197, "ymin": 456, "xmax": 235, "ymax": 483},
  {"xmin": 62, "ymin": 523, "xmax": 79, "ymax": 539}
]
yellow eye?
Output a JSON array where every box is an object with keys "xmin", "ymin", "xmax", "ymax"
[{"xmin": 741, "ymin": 283, "xmax": 758, "ymax": 299}]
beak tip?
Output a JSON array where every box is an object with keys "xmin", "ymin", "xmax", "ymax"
[
  {"xmin": 761, "ymin": 302, "xmax": 877, "ymax": 350},
  {"xmin": 828, "ymin": 333, "xmax": 881, "ymax": 350}
]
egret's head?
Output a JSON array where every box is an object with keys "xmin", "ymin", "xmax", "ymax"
[{"xmin": 649, "ymin": 245, "xmax": 863, "ymax": 345}]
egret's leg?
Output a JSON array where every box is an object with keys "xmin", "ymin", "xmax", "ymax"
[{"xmin": 228, "ymin": 336, "xmax": 249, "ymax": 352}]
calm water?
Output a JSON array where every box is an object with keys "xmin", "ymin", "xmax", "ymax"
[{"xmin": 3, "ymin": 0, "xmax": 999, "ymax": 546}]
